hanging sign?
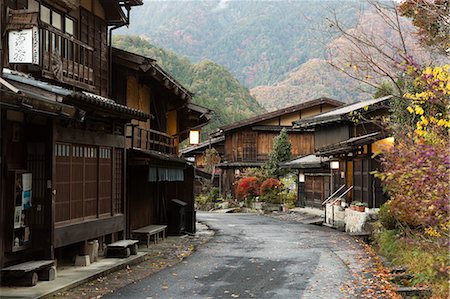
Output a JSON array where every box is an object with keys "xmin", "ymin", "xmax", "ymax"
[{"xmin": 8, "ymin": 27, "xmax": 39, "ymax": 64}]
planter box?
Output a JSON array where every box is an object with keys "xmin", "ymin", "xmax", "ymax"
[{"xmin": 350, "ymin": 205, "xmax": 366, "ymax": 212}]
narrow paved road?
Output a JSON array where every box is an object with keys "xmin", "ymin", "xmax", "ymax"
[{"xmin": 104, "ymin": 212, "xmax": 377, "ymax": 298}]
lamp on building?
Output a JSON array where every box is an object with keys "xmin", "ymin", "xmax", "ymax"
[
  {"xmin": 189, "ymin": 130, "xmax": 200, "ymax": 145},
  {"xmin": 298, "ymin": 171, "xmax": 306, "ymax": 208},
  {"xmin": 330, "ymin": 160, "xmax": 340, "ymax": 170},
  {"xmin": 299, "ymin": 173, "xmax": 305, "ymax": 183}
]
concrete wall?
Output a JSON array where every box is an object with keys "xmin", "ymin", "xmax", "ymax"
[
  {"xmin": 325, "ymin": 204, "xmax": 345, "ymax": 230},
  {"xmin": 344, "ymin": 209, "xmax": 369, "ymax": 233}
]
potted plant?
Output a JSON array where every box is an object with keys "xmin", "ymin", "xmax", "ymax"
[{"xmin": 350, "ymin": 201, "xmax": 367, "ymax": 212}]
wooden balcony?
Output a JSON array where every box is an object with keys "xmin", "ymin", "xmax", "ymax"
[
  {"xmin": 40, "ymin": 26, "xmax": 95, "ymax": 92},
  {"xmin": 127, "ymin": 125, "xmax": 176, "ymax": 155}
]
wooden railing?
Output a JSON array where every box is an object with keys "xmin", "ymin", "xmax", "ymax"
[
  {"xmin": 40, "ymin": 26, "xmax": 95, "ymax": 91},
  {"xmin": 127, "ymin": 125, "xmax": 176, "ymax": 155}
]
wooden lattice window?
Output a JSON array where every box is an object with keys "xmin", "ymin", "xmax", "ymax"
[
  {"xmin": 243, "ymin": 132, "xmax": 257, "ymax": 161},
  {"xmin": 99, "ymin": 147, "xmax": 112, "ymax": 216},
  {"xmin": 113, "ymin": 148, "xmax": 123, "ymax": 214},
  {"xmin": 54, "ymin": 143, "xmax": 71, "ymax": 222}
]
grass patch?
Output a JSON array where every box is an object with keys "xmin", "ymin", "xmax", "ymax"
[{"xmin": 376, "ymin": 229, "xmax": 449, "ymax": 298}]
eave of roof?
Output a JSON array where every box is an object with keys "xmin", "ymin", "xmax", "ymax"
[
  {"xmin": 2, "ymin": 69, "xmax": 149, "ymax": 121},
  {"xmin": 0, "ymin": 87, "xmax": 80, "ymax": 120},
  {"xmin": 112, "ymin": 47, "xmax": 192, "ymax": 100},
  {"xmin": 217, "ymin": 161, "xmax": 264, "ymax": 168},
  {"xmin": 280, "ymin": 154, "xmax": 330, "ymax": 169},
  {"xmin": 316, "ymin": 131, "xmax": 385, "ymax": 156},
  {"xmin": 71, "ymin": 91, "xmax": 149, "ymax": 121},
  {"xmin": 179, "ymin": 136, "xmax": 225, "ymax": 155},
  {"xmin": 128, "ymin": 148, "xmax": 187, "ymax": 165},
  {"xmin": 220, "ymin": 97, "xmax": 344, "ymax": 132},
  {"xmin": 294, "ymin": 96, "xmax": 392, "ymax": 129}
]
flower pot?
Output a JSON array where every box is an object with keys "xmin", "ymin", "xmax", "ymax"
[{"xmin": 351, "ymin": 205, "xmax": 366, "ymax": 212}]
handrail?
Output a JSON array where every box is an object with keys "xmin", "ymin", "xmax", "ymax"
[
  {"xmin": 322, "ymin": 184, "xmax": 346, "ymax": 206},
  {"xmin": 126, "ymin": 124, "xmax": 176, "ymax": 154},
  {"xmin": 39, "ymin": 25, "xmax": 95, "ymax": 90},
  {"xmin": 41, "ymin": 24, "xmax": 94, "ymax": 51}
]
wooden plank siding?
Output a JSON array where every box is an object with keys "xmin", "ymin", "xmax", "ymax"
[
  {"xmin": 289, "ymin": 132, "xmax": 314, "ymax": 157},
  {"xmin": 225, "ymin": 131, "xmax": 314, "ymax": 163},
  {"xmin": 80, "ymin": 8, "xmax": 108, "ymax": 96}
]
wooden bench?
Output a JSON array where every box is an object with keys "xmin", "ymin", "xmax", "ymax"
[
  {"xmin": 1, "ymin": 260, "xmax": 55, "ymax": 286},
  {"xmin": 132, "ymin": 225, "xmax": 167, "ymax": 248},
  {"xmin": 106, "ymin": 240, "xmax": 139, "ymax": 258}
]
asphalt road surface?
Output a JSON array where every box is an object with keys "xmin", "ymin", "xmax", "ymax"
[{"xmin": 105, "ymin": 212, "xmax": 372, "ymax": 299}]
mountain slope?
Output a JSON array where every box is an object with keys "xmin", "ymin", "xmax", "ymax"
[
  {"xmin": 119, "ymin": 0, "xmax": 362, "ymax": 87},
  {"xmin": 250, "ymin": 59, "xmax": 369, "ymax": 111},
  {"xmin": 113, "ymin": 35, "xmax": 266, "ymax": 134}
]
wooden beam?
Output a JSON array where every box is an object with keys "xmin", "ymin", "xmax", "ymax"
[{"xmin": 54, "ymin": 215, "xmax": 125, "ymax": 248}]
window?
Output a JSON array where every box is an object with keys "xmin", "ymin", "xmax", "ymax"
[
  {"xmin": 100, "ymin": 148, "xmax": 111, "ymax": 159},
  {"xmin": 40, "ymin": 5, "xmax": 50, "ymax": 24},
  {"xmin": 40, "ymin": 4, "xmax": 76, "ymax": 37},
  {"xmin": 65, "ymin": 17, "xmax": 75, "ymax": 36},
  {"xmin": 52, "ymin": 11, "xmax": 62, "ymax": 30},
  {"xmin": 55, "ymin": 143, "xmax": 70, "ymax": 157}
]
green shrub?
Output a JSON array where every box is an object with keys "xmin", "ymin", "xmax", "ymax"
[
  {"xmin": 279, "ymin": 189, "xmax": 297, "ymax": 208},
  {"xmin": 375, "ymin": 229, "xmax": 449, "ymax": 297},
  {"xmin": 195, "ymin": 194, "xmax": 212, "ymax": 210},
  {"xmin": 378, "ymin": 201, "xmax": 397, "ymax": 230}
]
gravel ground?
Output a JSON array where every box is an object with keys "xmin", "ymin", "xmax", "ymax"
[{"xmin": 47, "ymin": 223, "xmax": 214, "ymax": 299}]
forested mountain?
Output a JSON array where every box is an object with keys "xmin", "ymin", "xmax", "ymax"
[
  {"xmin": 250, "ymin": 59, "xmax": 369, "ymax": 110},
  {"xmin": 118, "ymin": 1, "xmax": 435, "ymax": 112},
  {"xmin": 119, "ymin": 1, "xmax": 363, "ymax": 87},
  {"xmin": 113, "ymin": 35, "xmax": 266, "ymax": 134}
]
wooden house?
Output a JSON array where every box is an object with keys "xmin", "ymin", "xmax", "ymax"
[
  {"xmin": 293, "ymin": 96, "xmax": 393, "ymax": 209},
  {"xmin": 281, "ymin": 154, "xmax": 331, "ymax": 208},
  {"xmin": 217, "ymin": 98, "xmax": 343, "ymax": 197},
  {"xmin": 179, "ymin": 134, "xmax": 224, "ymax": 195},
  {"xmin": 111, "ymin": 48, "xmax": 211, "ymax": 235},
  {"xmin": 0, "ymin": 0, "xmax": 146, "ymax": 270}
]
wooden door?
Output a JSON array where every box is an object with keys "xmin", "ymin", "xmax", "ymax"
[{"xmin": 353, "ymin": 158, "xmax": 369, "ymax": 204}]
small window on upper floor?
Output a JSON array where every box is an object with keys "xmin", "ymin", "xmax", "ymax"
[
  {"xmin": 40, "ymin": 4, "xmax": 77, "ymax": 37},
  {"xmin": 65, "ymin": 17, "xmax": 74, "ymax": 36},
  {"xmin": 52, "ymin": 10, "xmax": 62, "ymax": 30},
  {"xmin": 40, "ymin": 5, "xmax": 50, "ymax": 24}
]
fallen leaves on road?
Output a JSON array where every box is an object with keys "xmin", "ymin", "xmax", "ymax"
[{"xmin": 50, "ymin": 231, "xmax": 214, "ymax": 299}]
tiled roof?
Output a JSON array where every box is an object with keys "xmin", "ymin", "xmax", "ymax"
[{"xmin": 2, "ymin": 69, "xmax": 149, "ymax": 121}]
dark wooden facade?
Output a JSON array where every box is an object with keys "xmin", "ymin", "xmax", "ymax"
[
  {"xmin": 111, "ymin": 48, "xmax": 211, "ymax": 236},
  {"xmin": 218, "ymin": 98, "xmax": 343, "ymax": 198},
  {"xmin": 0, "ymin": 0, "xmax": 145, "ymax": 269},
  {"xmin": 293, "ymin": 96, "xmax": 392, "ymax": 208}
]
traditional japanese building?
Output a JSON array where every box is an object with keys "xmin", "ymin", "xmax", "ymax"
[
  {"xmin": 0, "ymin": 0, "xmax": 148, "ymax": 269},
  {"xmin": 217, "ymin": 97, "xmax": 343, "ymax": 197},
  {"xmin": 292, "ymin": 96, "xmax": 393, "ymax": 210},
  {"xmin": 111, "ymin": 48, "xmax": 211, "ymax": 235}
]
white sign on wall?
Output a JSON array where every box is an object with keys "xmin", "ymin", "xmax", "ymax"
[{"xmin": 8, "ymin": 28, "xmax": 39, "ymax": 64}]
